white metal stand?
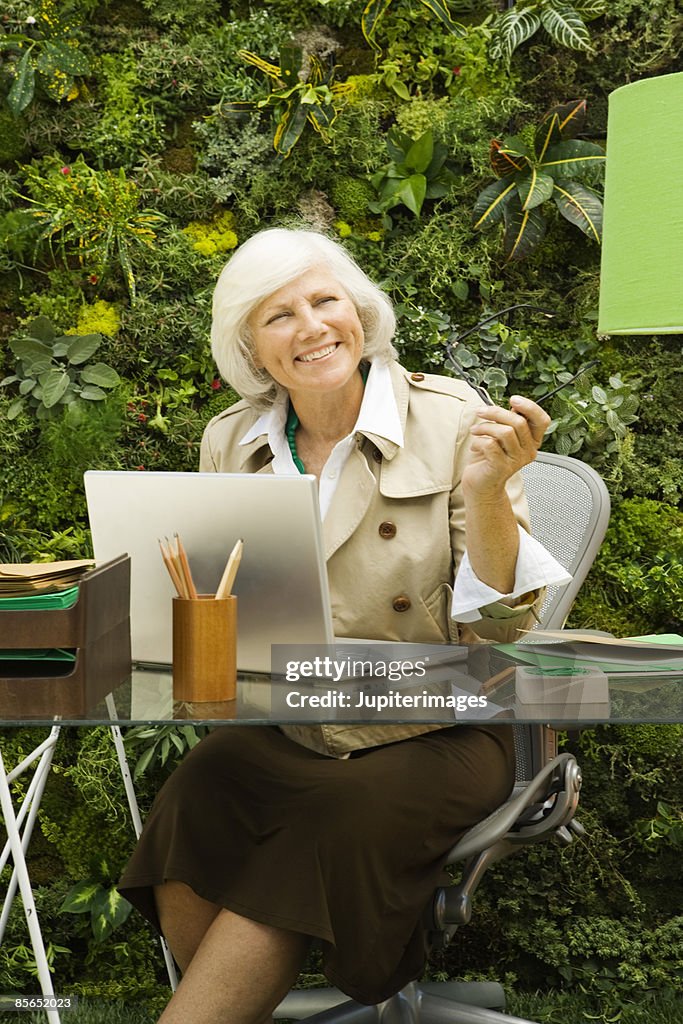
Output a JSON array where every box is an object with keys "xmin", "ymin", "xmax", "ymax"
[
  {"xmin": 0, "ymin": 724, "xmax": 63, "ymax": 1024},
  {"xmin": 0, "ymin": 706, "xmax": 178, "ymax": 1022}
]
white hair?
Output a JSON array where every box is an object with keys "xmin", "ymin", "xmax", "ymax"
[{"xmin": 210, "ymin": 228, "xmax": 398, "ymax": 408}]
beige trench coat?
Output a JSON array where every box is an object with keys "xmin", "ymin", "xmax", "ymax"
[{"xmin": 200, "ymin": 361, "xmax": 543, "ymax": 756}]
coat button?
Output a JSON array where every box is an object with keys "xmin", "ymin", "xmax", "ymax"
[
  {"xmin": 372, "ymin": 447, "xmax": 382, "ymax": 463},
  {"xmin": 392, "ymin": 595, "xmax": 411, "ymax": 612},
  {"xmin": 378, "ymin": 521, "xmax": 397, "ymax": 539},
  {"xmin": 410, "ymin": 372, "xmax": 425, "ymax": 382}
]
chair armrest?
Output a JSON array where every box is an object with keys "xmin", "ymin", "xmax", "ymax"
[{"xmin": 445, "ymin": 752, "xmax": 581, "ymax": 865}]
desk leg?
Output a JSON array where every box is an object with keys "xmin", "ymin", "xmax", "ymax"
[
  {"xmin": 105, "ymin": 695, "xmax": 179, "ymax": 992},
  {"xmin": 0, "ymin": 727, "xmax": 62, "ymax": 1024},
  {"xmin": 0, "ymin": 731, "xmax": 62, "ymax": 942}
]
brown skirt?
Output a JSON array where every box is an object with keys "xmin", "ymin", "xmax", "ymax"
[{"xmin": 118, "ymin": 723, "xmax": 514, "ymax": 1005}]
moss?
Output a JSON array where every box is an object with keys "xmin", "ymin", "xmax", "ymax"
[
  {"xmin": 69, "ymin": 299, "xmax": 122, "ymax": 337},
  {"xmin": 182, "ymin": 209, "xmax": 238, "ymax": 257},
  {"xmin": 331, "ymin": 175, "xmax": 375, "ymax": 221}
]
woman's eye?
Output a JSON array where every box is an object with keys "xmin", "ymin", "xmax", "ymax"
[
  {"xmin": 317, "ymin": 296, "xmax": 337, "ymax": 306},
  {"xmin": 267, "ymin": 311, "xmax": 289, "ymax": 324}
]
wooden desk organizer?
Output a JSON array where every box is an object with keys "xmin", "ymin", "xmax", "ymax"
[{"xmin": 0, "ymin": 555, "xmax": 131, "ymax": 718}]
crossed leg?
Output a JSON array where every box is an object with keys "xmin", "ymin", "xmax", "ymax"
[{"xmin": 155, "ymin": 880, "xmax": 310, "ymax": 1024}]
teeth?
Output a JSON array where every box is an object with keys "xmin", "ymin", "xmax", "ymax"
[{"xmin": 298, "ymin": 344, "xmax": 336, "ymax": 363}]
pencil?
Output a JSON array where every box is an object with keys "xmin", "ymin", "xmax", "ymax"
[
  {"xmin": 174, "ymin": 533, "xmax": 198, "ymax": 599},
  {"xmin": 159, "ymin": 538, "xmax": 187, "ymax": 598},
  {"xmin": 216, "ymin": 539, "xmax": 243, "ymax": 600}
]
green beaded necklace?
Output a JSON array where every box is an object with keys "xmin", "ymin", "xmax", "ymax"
[{"xmin": 285, "ymin": 362, "xmax": 369, "ymax": 474}]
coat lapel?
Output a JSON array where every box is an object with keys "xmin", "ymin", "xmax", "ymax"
[{"xmin": 323, "ymin": 446, "xmax": 376, "ymax": 559}]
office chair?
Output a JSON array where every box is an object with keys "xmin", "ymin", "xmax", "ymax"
[{"xmin": 274, "ymin": 454, "xmax": 611, "ymax": 1024}]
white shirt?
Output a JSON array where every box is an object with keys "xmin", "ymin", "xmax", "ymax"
[{"xmin": 239, "ymin": 361, "xmax": 571, "ymax": 623}]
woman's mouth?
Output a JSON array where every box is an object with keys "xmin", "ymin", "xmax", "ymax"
[{"xmin": 296, "ymin": 343, "xmax": 338, "ymax": 363}]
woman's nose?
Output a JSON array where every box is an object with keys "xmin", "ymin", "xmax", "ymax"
[{"xmin": 296, "ymin": 304, "xmax": 327, "ymax": 340}]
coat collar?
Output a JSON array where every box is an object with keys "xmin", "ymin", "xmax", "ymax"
[{"xmin": 235, "ymin": 359, "xmax": 407, "ymax": 470}]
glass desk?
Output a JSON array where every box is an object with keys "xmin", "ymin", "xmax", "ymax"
[{"xmin": 1, "ymin": 642, "xmax": 681, "ymax": 725}]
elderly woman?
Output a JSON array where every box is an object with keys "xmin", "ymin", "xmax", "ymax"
[{"xmin": 119, "ymin": 228, "xmax": 569, "ymax": 1024}]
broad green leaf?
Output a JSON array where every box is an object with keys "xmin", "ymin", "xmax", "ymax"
[
  {"xmin": 390, "ymin": 78, "xmax": 411, "ymax": 101},
  {"xmin": 606, "ymin": 409, "xmax": 626, "ymax": 435},
  {"xmin": 534, "ymin": 112, "xmax": 561, "ymax": 163},
  {"xmin": 0, "ymin": 375, "xmax": 20, "ymax": 387},
  {"xmin": 279, "ymin": 44, "xmax": 302, "ymax": 86},
  {"xmin": 238, "ymin": 49, "xmax": 282, "ymax": 82},
  {"xmin": 472, "ymin": 178, "xmax": 516, "ymax": 229},
  {"xmin": 39, "ymin": 369, "xmax": 70, "ymax": 408},
  {"xmin": 575, "ymin": 0, "xmax": 607, "ymax": 18},
  {"xmin": 79, "ymin": 385, "xmax": 107, "ymax": 401},
  {"xmin": 361, "ymin": 0, "xmax": 393, "ymax": 50},
  {"xmin": 592, "ymin": 385, "xmax": 607, "ymax": 404},
  {"xmin": 540, "ymin": 140, "xmax": 605, "ymax": 178},
  {"xmin": 91, "ymin": 887, "xmax": 132, "ymax": 932},
  {"xmin": 553, "ymin": 180, "xmax": 603, "ymax": 242},
  {"xmin": 273, "ymin": 97, "xmax": 308, "ymax": 157},
  {"xmin": 307, "ymin": 101, "xmax": 336, "ymax": 143},
  {"xmin": 404, "ymin": 131, "xmax": 434, "ymax": 174},
  {"xmin": 0, "ymin": 35, "xmax": 33, "ymax": 50},
  {"xmin": 535, "ymin": 100, "xmax": 589, "ymax": 158},
  {"xmin": 79, "ymin": 363, "xmax": 121, "ymax": 388},
  {"xmin": 502, "ymin": 135, "xmax": 533, "ymax": 159},
  {"xmin": 517, "ymin": 169, "xmax": 555, "ymax": 210},
  {"xmin": 483, "ymin": 367, "xmax": 508, "ymax": 389},
  {"xmin": 503, "ymin": 196, "xmax": 547, "ymax": 261},
  {"xmin": 395, "ymin": 174, "xmax": 427, "ymax": 216},
  {"xmin": 19, "ymin": 378, "xmax": 36, "ymax": 395},
  {"xmin": 7, "ymin": 50, "xmax": 35, "ymax": 116},
  {"xmin": 61, "ymin": 880, "xmax": 101, "ymax": 913},
  {"xmin": 540, "ymin": 1, "xmax": 592, "ymax": 51},
  {"xmin": 37, "ymin": 41, "xmax": 89, "ymax": 76},
  {"xmin": 425, "ymin": 140, "xmax": 449, "ymax": 178},
  {"xmin": 417, "ymin": 0, "xmax": 465, "ymax": 37},
  {"xmin": 490, "ymin": 139, "xmax": 525, "ymax": 178},
  {"xmin": 26, "ymin": 316, "xmax": 56, "ymax": 344},
  {"xmin": 491, "ymin": 7, "xmax": 541, "ymax": 59},
  {"xmin": 52, "ymin": 340, "xmax": 69, "ymax": 357},
  {"xmin": 555, "ymin": 431, "xmax": 573, "ymax": 456},
  {"xmin": 386, "ymin": 128, "xmax": 414, "ymax": 164},
  {"xmin": 133, "ymin": 744, "xmax": 157, "ymax": 780},
  {"xmin": 66, "ymin": 333, "xmax": 102, "ymax": 366},
  {"xmin": 9, "ymin": 338, "xmax": 53, "ymax": 373},
  {"xmin": 7, "ymin": 397, "xmax": 25, "ymax": 420},
  {"xmin": 381, "ymin": 174, "xmax": 428, "ymax": 216},
  {"xmin": 169, "ymin": 731, "xmax": 185, "ymax": 754},
  {"xmin": 91, "ymin": 913, "xmax": 113, "ymax": 943}
]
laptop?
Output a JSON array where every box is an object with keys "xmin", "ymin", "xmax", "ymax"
[{"xmin": 84, "ymin": 471, "xmax": 334, "ymax": 672}]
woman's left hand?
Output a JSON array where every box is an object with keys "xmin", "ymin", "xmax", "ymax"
[{"xmin": 462, "ymin": 395, "xmax": 550, "ymax": 499}]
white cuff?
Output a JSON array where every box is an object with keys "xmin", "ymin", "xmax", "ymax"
[{"xmin": 451, "ymin": 526, "xmax": 572, "ymax": 624}]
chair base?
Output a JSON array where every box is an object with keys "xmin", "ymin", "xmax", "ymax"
[{"xmin": 275, "ymin": 981, "xmax": 537, "ymax": 1024}]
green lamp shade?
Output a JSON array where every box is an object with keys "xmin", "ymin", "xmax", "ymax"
[{"xmin": 598, "ymin": 73, "xmax": 683, "ymax": 334}]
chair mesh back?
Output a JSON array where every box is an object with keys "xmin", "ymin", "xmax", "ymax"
[
  {"xmin": 521, "ymin": 455, "xmax": 609, "ymax": 630},
  {"xmin": 513, "ymin": 725, "xmax": 534, "ymax": 783}
]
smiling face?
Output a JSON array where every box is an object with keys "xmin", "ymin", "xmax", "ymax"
[{"xmin": 247, "ymin": 268, "xmax": 365, "ymax": 405}]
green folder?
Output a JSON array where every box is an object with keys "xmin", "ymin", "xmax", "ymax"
[
  {"xmin": 0, "ymin": 648, "xmax": 77, "ymax": 662},
  {"xmin": 0, "ymin": 586, "xmax": 80, "ymax": 611}
]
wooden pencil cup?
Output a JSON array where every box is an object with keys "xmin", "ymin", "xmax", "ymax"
[{"xmin": 172, "ymin": 595, "xmax": 237, "ymax": 702}]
